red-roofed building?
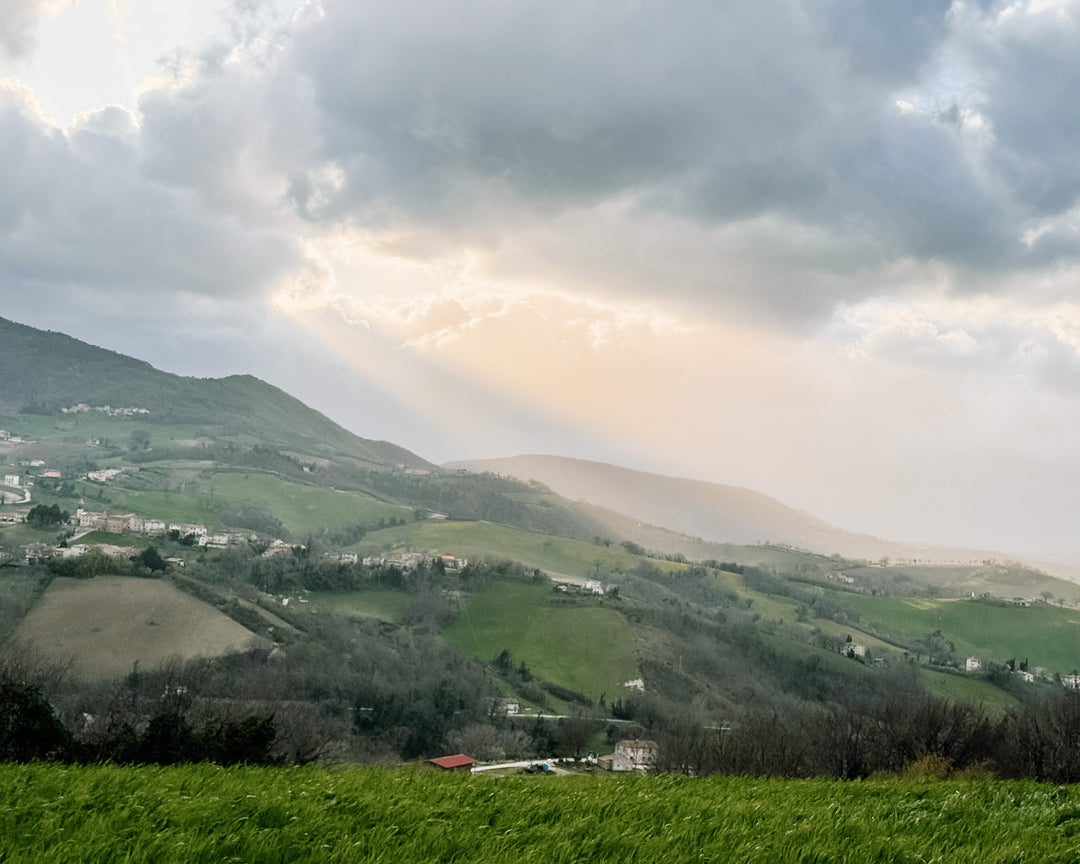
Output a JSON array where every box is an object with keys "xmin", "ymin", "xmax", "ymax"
[{"xmin": 428, "ymin": 753, "xmax": 476, "ymax": 772}]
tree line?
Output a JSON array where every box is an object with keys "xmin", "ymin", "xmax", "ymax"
[{"xmin": 654, "ymin": 688, "xmax": 1080, "ymax": 783}]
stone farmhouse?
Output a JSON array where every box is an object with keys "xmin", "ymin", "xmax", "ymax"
[{"xmin": 612, "ymin": 739, "xmax": 658, "ymax": 772}]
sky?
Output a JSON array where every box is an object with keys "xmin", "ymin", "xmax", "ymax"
[{"xmin": 3, "ymin": 0, "xmax": 1080, "ymax": 559}]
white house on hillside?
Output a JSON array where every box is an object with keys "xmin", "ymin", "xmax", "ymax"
[{"xmin": 612, "ymin": 739, "xmax": 658, "ymax": 772}]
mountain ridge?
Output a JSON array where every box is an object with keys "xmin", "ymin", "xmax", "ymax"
[
  {"xmin": 0, "ymin": 315, "xmax": 431, "ymax": 471},
  {"xmin": 446, "ymin": 453, "xmax": 1040, "ymax": 568}
]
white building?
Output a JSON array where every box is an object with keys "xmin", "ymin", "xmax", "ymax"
[{"xmin": 612, "ymin": 739, "xmax": 658, "ymax": 772}]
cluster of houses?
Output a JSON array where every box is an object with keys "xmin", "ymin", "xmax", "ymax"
[
  {"xmin": 361, "ymin": 552, "xmax": 468, "ymax": 570},
  {"xmin": 965, "ymin": 655, "xmax": 1078, "ymax": 686},
  {"xmin": 72, "ymin": 509, "xmax": 254, "ymax": 548},
  {"xmin": 555, "ymin": 579, "xmax": 606, "ymax": 596},
  {"xmin": 60, "ymin": 404, "xmax": 150, "ymax": 417}
]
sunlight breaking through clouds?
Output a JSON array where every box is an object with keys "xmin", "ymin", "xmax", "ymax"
[{"xmin": 7, "ymin": 0, "xmax": 1080, "ymax": 555}]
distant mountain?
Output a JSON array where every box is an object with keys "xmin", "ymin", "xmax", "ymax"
[
  {"xmin": 446, "ymin": 454, "xmax": 1006, "ymax": 563},
  {"xmin": 0, "ymin": 316, "xmax": 430, "ymax": 470}
]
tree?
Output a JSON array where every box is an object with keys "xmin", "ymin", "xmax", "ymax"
[
  {"xmin": 133, "ymin": 546, "xmax": 167, "ymax": 573},
  {"xmin": 916, "ymin": 630, "xmax": 956, "ymax": 666},
  {"xmin": 0, "ymin": 681, "xmax": 72, "ymax": 762},
  {"xmin": 129, "ymin": 429, "xmax": 151, "ymax": 452},
  {"xmin": 26, "ymin": 504, "xmax": 69, "ymax": 529}
]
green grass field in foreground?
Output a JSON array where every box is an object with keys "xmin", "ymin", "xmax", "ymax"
[
  {"xmin": 3, "ymin": 764, "xmax": 1080, "ymax": 863},
  {"xmin": 445, "ymin": 581, "xmax": 639, "ymax": 701}
]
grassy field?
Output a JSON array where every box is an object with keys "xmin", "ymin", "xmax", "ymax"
[
  {"xmin": 209, "ymin": 473, "xmax": 412, "ymax": 536},
  {"xmin": 4, "ymin": 764, "xmax": 1080, "ymax": 863},
  {"xmin": 445, "ymin": 580, "xmax": 639, "ymax": 702},
  {"xmin": 62, "ymin": 468, "xmax": 413, "ymax": 538},
  {"xmin": 356, "ymin": 520, "xmax": 681, "ymax": 580},
  {"xmin": 80, "ymin": 487, "xmax": 222, "ymax": 529},
  {"xmin": 870, "ymin": 562, "xmax": 1080, "ymax": 606},
  {"xmin": 920, "ymin": 668, "xmax": 1021, "ymax": 715},
  {"xmin": 10, "ymin": 575, "xmax": 262, "ymax": 680},
  {"xmin": 848, "ymin": 594, "xmax": 1080, "ymax": 673},
  {"xmin": 305, "ymin": 589, "xmax": 408, "ymax": 623}
]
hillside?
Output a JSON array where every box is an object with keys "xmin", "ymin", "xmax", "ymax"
[
  {"xmin": 5, "ymin": 315, "xmax": 1080, "ymax": 770},
  {"xmin": 448, "ymin": 454, "xmax": 1020, "ymax": 565},
  {"xmin": 0, "ymin": 316, "xmax": 429, "ymax": 470}
]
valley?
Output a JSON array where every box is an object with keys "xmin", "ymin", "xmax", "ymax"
[{"xmin": 4, "ymin": 316, "xmax": 1080, "ymax": 779}]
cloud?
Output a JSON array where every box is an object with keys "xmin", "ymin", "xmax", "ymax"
[
  {"xmin": 205, "ymin": 0, "xmax": 1076, "ymax": 323},
  {"xmin": 5, "ymin": 0, "xmax": 1080, "ymax": 330},
  {"xmin": 0, "ymin": 0, "xmax": 1046, "ymax": 338},
  {"xmin": 0, "ymin": 0, "xmax": 41, "ymax": 62},
  {"xmin": 0, "ymin": 81, "xmax": 302, "ymax": 308}
]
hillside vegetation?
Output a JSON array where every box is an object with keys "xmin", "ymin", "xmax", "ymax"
[
  {"xmin": 8, "ymin": 316, "xmax": 1080, "ymax": 776},
  {"xmin": 451, "ymin": 454, "xmax": 1035, "ymax": 566},
  {"xmin": 355, "ymin": 519, "xmax": 674, "ymax": 579}
]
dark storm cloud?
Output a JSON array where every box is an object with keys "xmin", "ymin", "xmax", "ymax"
[
  {"xmin": 283, "ymin": 1, "xmax": 833, "ymax": 223},
  {"xmin": 955, "ymin": 4, "xmax": 1080, "ymax": 216},
  {"xmin": 256, "ymin": 0, "xmax": 1065, "ymax": 312}
]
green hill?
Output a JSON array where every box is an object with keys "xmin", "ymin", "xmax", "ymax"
[
  {"xmin": 0, "ymin": 316, "xmax": 429, "ymax": 470},
  {"xmin": 847, "ymin": 594, "xmax": 1080, "ymax": 673},
  {"xmin": 354, "ymin": 519, "xmax": 678, "ymax": 580}
]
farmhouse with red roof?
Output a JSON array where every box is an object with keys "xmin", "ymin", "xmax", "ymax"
[{"xmin": 428, "ymin": 754, "xmax": 476, "ymax": 772}]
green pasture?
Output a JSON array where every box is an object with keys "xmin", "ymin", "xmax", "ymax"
[
  {"xmin": 4, "ymin": 764, "xmax": 1080, "ymax": 863},
  {"xmin": 305, "ymin": 590, "xmax": 408, "ymax": 623},
  {"xmin": 870, "ymin": 562, "xmax": 1080, "ymax": 606},
  {"xmin": 209, "ymin": 473, "xmax": 411, "ymax": 536},
  {"xmin": 920, "ymin": 668, "xmax": 1021, "ymax": 715},
  {"xmin": 848, "ymin": 595, "xmax": 1080, "ymax": 673},
  {"xmin": 3, "ymin": 414, "xmax": 209, "ymax": 454},
  {"xmin": 707, "ymin": 570, "xmax": 898, "ymax": 653},
  {"xmin": 73, "ymin": 529, "xmax": 145, "ymax": 547},
  {"xmin": 357, "ymin": 519, "xmax": 679, "ymax": 580},
  {"xmin": 0, "ymin": 522, "xmax": 59, "ymax": 548},
  {"xmin": 445, "ymin": 580, "xmax": 639, "ymax": 702},
  {"xmin": 80, "ymin": 489, "xmax": 221, "ymax": 529},
  {"xmin": 808, "ymin": 617, "xmax": 898, "ymax": 652}
]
